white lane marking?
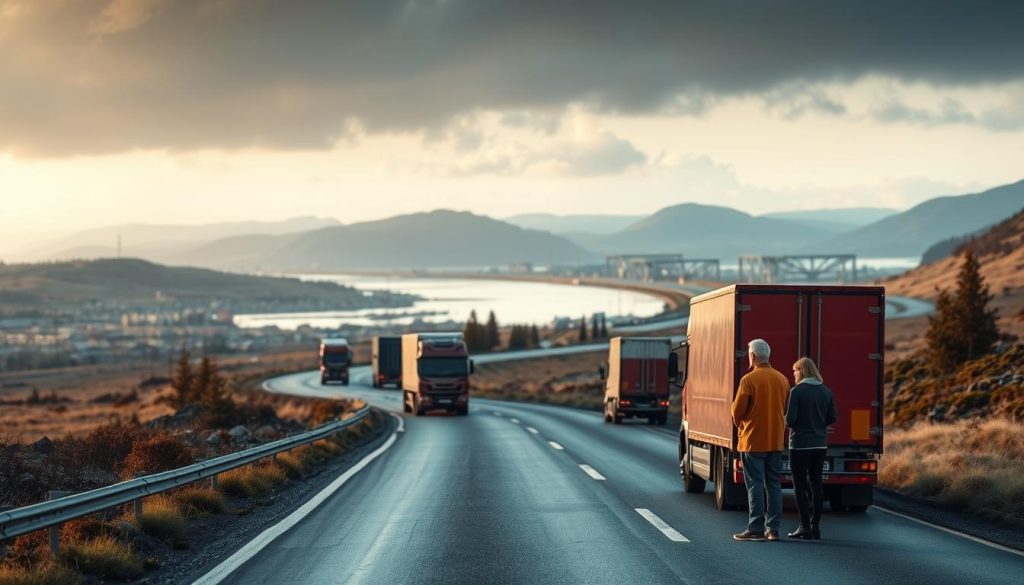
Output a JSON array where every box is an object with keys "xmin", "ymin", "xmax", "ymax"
[
  {"xmin": 526, "ymin": 427, "xmax": 539, "ymax": 434},
  {"xmin": 578, "ymin": 464, "xmax": 606, "ymax": 481},
  {"xmin": 492, "ymin": 411, "xmax": 502, "ymax": 416},
  {"xmin": 635, "ymin": 508, "xmax": 689, "ymax": 543},
  {"xmin": 510, "ymin": 418, "xmax": 520, "ymax": 424},
  {"xmin": 872, "ymin": 506, "xmax": 1024, "ymax": 559},
  {"xmin": 191, "ymin": 414, "xmax": 404, "ymax": 585},
  {"xmin": 396, "ymin": 416, "xmax": 405, "ymax": 433},
  {"xmin": 548, "ymin": 441, "xmax": 564, "ymax": 450}
]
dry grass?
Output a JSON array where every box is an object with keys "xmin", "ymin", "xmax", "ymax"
[
  {"xmin": 0, "ymin": 562, "xmax": 81, "ymax": 585},
  {"xmin": 60, "ymin": 536, "xmax": 143, "ymax": 580},
  {"xmin": 218, "ymin": 462, "xmax": 287, "ymax": 498},
  {"xmin": 880, "ymin": 418, "xmax": 1024, "ymax": 524},
  {"xmin": 133, "ymin": 495, "xmax": 186, "ymax": 541},
  {"xmin": 172, "ymin": 485, "xmax": 227, "ymax": 515}
]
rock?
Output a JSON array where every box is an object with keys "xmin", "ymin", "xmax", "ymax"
[
  {"xmin": 31, "ymin": 436, "xmax": 53, "ymax": 454},
  {"xmin": 228, "ymin": 425, "xmax": 251, "ymax": 442},
  {"xmin": 254, "ymin": 425, "xmax": 279, "ymax": 440},
  {"xmin": 206, "ymin": 433, "xmax": 222, "ymax": 446}
]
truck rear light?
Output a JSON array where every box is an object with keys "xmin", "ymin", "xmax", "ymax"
[
  {"xmin": 844, "ymin": 460, "xmax": 877, "ymax": 473},
  {"xmin": 658, "ymin": 400, "xmax": 669, "ymax": 407},
  {"xmin": 620, "ymin": 399, "xmax": 632, "ymax": 406}
]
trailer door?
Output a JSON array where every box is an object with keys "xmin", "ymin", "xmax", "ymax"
[
  {"xmin": 736, "ymin": 290, "xmax": 803, "ymax": 390},
  {"xmin": 809, "ymin": 292, "xmax": 884, "ymax": 451}
]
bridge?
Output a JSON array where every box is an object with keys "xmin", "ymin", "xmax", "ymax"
[
  {"xmin": 738, "ymin": 254, "xmax": 858, "ymax": 283},
  {"xmin": 606, "ymin": 254, "xmax": 721, "ymax": 282}
]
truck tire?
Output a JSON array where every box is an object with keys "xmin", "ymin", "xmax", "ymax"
[
  {"xmin": 613, "ymin": 403, "xmax": 623, "ymax": 425},
  {"xmin": 680, "ymin": 434, "xmax": 706, "ymax": 494},
  {"xmin": 403, "ymin": 392, "xmax": 412, "ymax": 413},
  {"xmin": 829, "ymin": 485, "xmax": 871, "ymax": 513},
  {"xmin": 414, "ymin": 396, "xmax": 425, "ymax": 416},
  {"xmin": 603, "ymin": 401, "xmax": 613, "ymax": 423},
  {"xmin": 714, "ymin": 449, "xmax": 746, "ymax": 511},
  {"xmin": 320, "ymin": 377, "xmax": 327, "ymax": 386},
  {"xmin": 658, "ymin": 413, "xmax": 668, "ymax": 426},
  {"xmin": 456, "ymin": 406, "xmax": 469, "ymax": 416},
  {"xmin": 372, "ymin": 379, "xmax": 379, "ymax": 389}
]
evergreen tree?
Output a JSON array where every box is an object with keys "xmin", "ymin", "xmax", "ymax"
[
  {"xmin": 170, "ymin": 347, "xmax": 194, "ymax": 408},
  {"xmin": 599, "ymin": 314, "xmax": 608, "ymax": 338},
  {"xmin": 578, "ymin": 315, "xmax": 588, "ymax": 343},
  {"xmin": 925, "ymin": 251, "xmax": 1000, "ymax": 373},
  {"xmin": 486, "ymin": 311, "xmax": 500, "ymax": 350},
  {"xmin": 591, "ymin": 314, "xmax": 600, "ymax": 340},
  {"xmin": 464, "ymin": 310, "xmax": 480, "ymax": 351},
  {"xmin": 530, "ymin": 325, "xmax": 541, "ymax": 348},
  {"xmin": 198, "ymin": 356, "xmax": 235, "ymax": 427}
]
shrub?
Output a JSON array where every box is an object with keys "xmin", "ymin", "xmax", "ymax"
[
  {"xmin": 172, "ymin": 485, "xmax": 227, "ymax": 515},
  {"xmin": 61, "ymin": 536, "xmax": 143, "ymax": 580},
  {"xmin": 70, "ymin": 423, "xmax": 143, "ymax": 473},
  {"xmin": 135, "ymin": 495, "xmax": 185, "ymax": 541},
  {"xmin": 120, "ymin": 432, "xmax": 193, "ymax": 480},
  {"xmin": 308, "ymin": 400, "xmax": 346, "ymax": 426},
  {"xmin": 218, "ymin": 463, "xmax": 286, "ymax": 498},
  {"xmin": 59, "ymin": 517, "xmax": 111, "ymax": 543},
  {"xmin": 0, "ymin": 562, "xmax": 81, "ymax": 585},
  {"xmin": 275, "ymin": 452, "xmax": 305, "ymax": 479}
]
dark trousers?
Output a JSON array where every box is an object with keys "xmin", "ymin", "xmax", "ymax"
[{"xmin": 790, "ymin": 448, "xmax": 826, "ymax": 527}]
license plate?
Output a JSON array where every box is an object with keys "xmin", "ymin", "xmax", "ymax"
[
  {"xmin": 438, "ymin": 399, "xmax": 452, "ymax": 404},
  {"xmin": 781, "ymin": 459, "xmax": 831, "ymax": 472}
]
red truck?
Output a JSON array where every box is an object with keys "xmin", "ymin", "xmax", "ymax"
[
  {"xmin": 601, "ymin": 337, "xmax": 672, "ymax": 425},
  {"xmin": 670, "ymin": 284, "xmax": 884, "ymax": 512},
  {"xmin": 402, "ymin": 332, "xmax": 474, "ymax": 416},
  {"xmin": 319, "ymin": 338, "xmax": 352, "ymax": 385}
]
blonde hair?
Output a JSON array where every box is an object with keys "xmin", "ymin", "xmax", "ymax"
[{"xmin": 793, "ymin": 357, "xmax": 823, "ymax": 384}]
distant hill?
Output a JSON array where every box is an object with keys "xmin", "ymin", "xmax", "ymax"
[
  {"xmin": 504, "ymin": 213, "xmax": 643, "ymax": 235},
  {"xmin": 821, "ymin": 180, "xmax": 1024, "ymax": 257},
  {"xmin": 590, "ymin": 203, "xmax": 833, "ymax": 258},
  {"xmin": 761, "ymin": 207, "xmax": 897, "ymax": 228},
  {"xmin": 0, "ymin": 258, "xmax": 413, "ymax": 312},
  {"xmin": 177, "ymin": 210, "xmax": 597, "ymax": 271},
  {"xmin": 31, "ymin": 216, "xmax": 341, "ymax": 262}
]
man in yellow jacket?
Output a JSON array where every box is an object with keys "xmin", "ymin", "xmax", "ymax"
[{"xmin": 731, "ymin": 338, "xmax": 789, "ymax": 542}]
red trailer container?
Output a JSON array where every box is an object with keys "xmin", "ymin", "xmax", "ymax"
[
  {"xmin": 670, "ymin": 284, "xmax": 884, "ymax": 512},
  {"xmin": 601, "ymin": 337, "xmax": 672, "ymax": 425}
]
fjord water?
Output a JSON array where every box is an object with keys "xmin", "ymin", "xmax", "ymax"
[{"xmin": 234, "ymin": 274, "xmax": 666, "ymax": 330}]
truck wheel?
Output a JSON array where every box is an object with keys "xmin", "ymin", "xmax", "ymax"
[
  {"xmin": 604, "ymin": 402, "xmax": 613, "ymax": 423},
  {"xmin": 320, "ymin": 377, "xmax": 326, "ymax": 386},
  {"xmin": 714, "ymin": 449, "xmax": 746, "ymax": 511},
  {"xmin": 828, "ymin": 487, "xmax": 846, "ymax": 512},
  {"xmin": 372, "ymin": 380, "xmax": 379, "ymax": 389},
  {"xmin": 414, "ymin": 396, "xmax": 425, "ymax": 416},
  {"xmin": 647, "ymin": 416, "xmax": 658, "ymax": 425},
  {"xmin": 613, "ymin": 404, "xmax": 623, "ymax": 425},
  {"xmin": 658, "ymin": 414, "xmax": 668, "ymax": 426},
  {"xmin": 456, "ymin": 406, "xmax": 469, "ymax": 416},
  {"xmin": 403, "ymin": 392, "xmax": 412, "ymax": 414},
  {"xmin": 680, "ymin": 436, "xmax": 706, "ymax": 494}
]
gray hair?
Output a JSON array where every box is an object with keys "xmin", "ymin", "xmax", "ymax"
[{"xmin": 748, "ymin": 339, "xmax": 771, "ymax": 362}]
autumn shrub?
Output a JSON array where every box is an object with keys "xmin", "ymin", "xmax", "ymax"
[
  {"xmin": 72, "ymin": 423, "xmax": 144, "ymax": 473},
  {"xmin": 172, "ymin": 485, "xmax": 227, "ymax": 515},
  {"xmin": 218, "ymin": 463, "xmax": 286, "ymax": 498},
  {"xmin": 275, "ymin": 452, "xmax": 306, "ymax": 479},
  {"xmin": 59, "ymin": 517, "xmax": 111, "ymax": 544},
  {"xmin": 61, "ymin": 536, "xmax": 143, "ymax": 580},
  {"xmin": 308, "ymin": 400, "xmax": 347, "ymax": 426},
  {"xmin": 135, "ymin": 495, "xmax": 185, "ymax": 541},
  {"xmin": 119, "ymin": 432, "xmax": 193, "ymax": 480},
  {"xmin": 0, "ymin": 561, "xmax": 81, "ymax": 585}
]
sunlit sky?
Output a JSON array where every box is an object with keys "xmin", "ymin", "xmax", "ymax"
[{"xmin": 2, "ymin": 1, "xmax": 1023, "ymax": 255}]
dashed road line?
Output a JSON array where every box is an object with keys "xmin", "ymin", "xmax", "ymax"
[
  {"xmin": 526, "ymin": 427, "xmax": 539, "ymax": 434},
  {"xmin": 510, "ymin": 418, "xmax": 520, "ymax": 424},
  {"xmin": 548, "ymin": 441, "xmax": 565, "ymax": 450},
  {"xmin": 635, "ymin": 508, "xmax": 689, "ymax": 543},
  {"xmin": 492, "ymin": 411, "xmax": 502, "ymax": 416},
  {"xmin": 579, "ymin": 464, "xmax": 606, "ymax": 480}
]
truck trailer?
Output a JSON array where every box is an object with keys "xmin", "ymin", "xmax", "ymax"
[
  {"xmin": 371, "ymin": 336, "xmax": 402, "ymax": 388},
  {"xmin": 601, "ymin": 337, "xmax": 672, "ymax": 425},
  {"xmin": 670, "ymin": 284, "xmax": 884, "ymax": 512},
  {"xmin": 402, "ymin": 332, "xmax": 474, "ymax": 416},
  {"xmin": 319, "ymin": 338, "xmax": 352, "ymax": 385}
]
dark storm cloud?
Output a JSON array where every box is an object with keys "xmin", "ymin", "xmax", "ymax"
[{"xmin": 2, "ymin": 0, "xmax": 1023, "ymax": 155}]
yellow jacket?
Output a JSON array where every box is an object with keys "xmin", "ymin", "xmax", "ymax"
[{"xmin": 731, "ymin": 363, "xmax": 789, "ymax": 452}]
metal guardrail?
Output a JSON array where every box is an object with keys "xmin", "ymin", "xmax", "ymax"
[{"xmin": 0, "ymin": 405, "xmax": 371, "ymax": 545}]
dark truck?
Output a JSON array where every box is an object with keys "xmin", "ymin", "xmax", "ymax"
[
  {"xmin": 402, "ymin": 332, "xmax": 474, "ymax": 416},
  {"xmin": 670, "ymin": 284, "xmax": 884, "ymax": 512},
  {"xmin": 319, "ymin": 338, "xmax": 352, "ymax": 385},
  {"xmin": 601, "ymin": 337, "xmax": 672, "ymax": 425},
  {"xmin": 371, "ymin": 336, "xmax": 402, "ymax": 388}
]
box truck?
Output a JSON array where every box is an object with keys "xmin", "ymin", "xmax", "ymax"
[
  {"xmin": 319, "ymin": 338, "xmax": 352, "ymax": 385},
  {"xmin": 601, "ymin": 337, "xmax": 672, "ymax": 425},
  {"xmin": 402, "ymin": 332, "xmax": 474, "ymax": 416},
  {"xmin": 670, "ymin": 284, "xmax": 884, "ymax": 512},
  {"xmin": 371, "ymin": 336, "xmax": 402, "ymax": 388}
]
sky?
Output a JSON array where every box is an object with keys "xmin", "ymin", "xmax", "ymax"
[{"xmin": 2, "ymin": 0, "xmax": 1024, "ymax": 254}]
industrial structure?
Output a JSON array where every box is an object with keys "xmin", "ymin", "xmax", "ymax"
[
  {"xmin": 737, "ymin": 254, "xmax": 858, "ymax": 283},
  {"xmin": 606, "ymin": 254, "xmax": 721, "ymax": 282}
]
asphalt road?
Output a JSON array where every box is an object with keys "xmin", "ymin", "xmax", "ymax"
[{"xmin": 194, "ymin": 363, "xmax": 1023, "ymax": 585}]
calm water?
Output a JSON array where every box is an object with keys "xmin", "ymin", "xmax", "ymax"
[{"xmin": 234, "ymin": 275, "xmax": 666, "ymax": 330}]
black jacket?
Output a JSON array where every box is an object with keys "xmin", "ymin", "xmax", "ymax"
[{"xmin": 785, "ymin": 380, "xmax": 837, "ymax": 449}]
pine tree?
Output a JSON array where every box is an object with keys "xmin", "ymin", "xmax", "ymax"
[
  {"xmin": 599, "ymin": 314, "xmax": 608, "ymax": 338},
  {"xmin": 925, "ymin": 251, "xmax": 1000, "ymax": 373},
  {"xmin": 170, "ymin": 347, "xmax": 194, "ymax": 408},
  {"xmin": 578, "ymin": 315, "xmax": 588, "ymax": 343},
  {"xmin": 464, "ymin": 310, "xmax": 480, "ymax": 351},
  {"xmin": 925, "ymin": 289, "xmax": 959, "ymax": 374},
  {"xmin": 198, "ymin": 357, "xmax": 235, "ymax": 428},
  {"xmin": 530, "ymin": 325, "xmax": 541, "ymax": 348},
  {"xmin": 486, "ymin": 311, "xmax": 500, "ymax": 350},
  {"xmin": 591, "ymin": 314, "xmax": 600, "ymax": 340}
]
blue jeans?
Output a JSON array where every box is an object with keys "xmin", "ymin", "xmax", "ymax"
[{"xmin": 741, "ymin": 451, "xmax": 783, "ymax": 533}]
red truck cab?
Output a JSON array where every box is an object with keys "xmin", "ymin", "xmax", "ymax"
[
  {"xmin": 402, "ymin": 332, "xmax": 474, "ymax": 416},
  {"xmin": 601, "ymin": 337, "xmax": 672, "ymax": 426},
  {"xmin": 670, "ymin": 284, "xmax": 884, "ymax": 512},
  {"xmin": 319, "ymin": 338, "xmax": 352, "ymax": 386}
]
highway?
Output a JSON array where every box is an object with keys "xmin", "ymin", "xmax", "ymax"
[{"xmin": 193, "ymin": 359, "xmax": 1023, "ymax": 585}]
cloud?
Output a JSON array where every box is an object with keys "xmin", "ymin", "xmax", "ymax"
[
  {"xmin": 2, "ymin": 0, "xmax": 1024, "ymax": 155},
  {"xmin": 871, "ymin": 89, "xmax": 1024, "ymax": 132}
]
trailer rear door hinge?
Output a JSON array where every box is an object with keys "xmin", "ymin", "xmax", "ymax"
[
  {"xmin": 868, "ymin": 353, "xmax": 883, "ymax": 360},
  {"xmin": 737, "ymin": 304, "xmax": 751, "ymax": 312},
  {"xmin": 869, "ymin": 427, "xmax": 881, "ymax": 436},
  {"xmin": 867, "ymin": 307, "xmax": 882, "ymax": 314}
]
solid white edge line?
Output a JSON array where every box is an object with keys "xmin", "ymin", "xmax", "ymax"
[
  {"xmin": 578, "ymin": 464, "xmax": 606, "ymax": 481},
  {"xmin": 510, "ymin": 418, "xmax": 520, "ymax": 424},
  {"xmin": 872, "ymin": 506, "xmax": 1024, "ymax": 558},
  {"xmin": 396, "ymin": 416, "xmax": 405, "ymax": 433},
  {"xmin": 191, "ymin": 413, "xmax": 404, "ymax": 585},
  {"xmin": 526, "ymin": 427, "xmax": 539, "ymax": 434},
  {"xmin": 548, "ymin": 441, "xmax": 564, "ymax": 450},
  {"xmin": 635, "ymin": 508, "xmax": 689, "ymax": 543}
]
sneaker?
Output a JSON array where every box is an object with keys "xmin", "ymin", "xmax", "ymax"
[
  {"xmin": 733, "ymin": 529, "xmax": 766, "ymax": 541},
  {"xmin": 764, "ymin": 529, "xmax": 780, "ymax": 541}
]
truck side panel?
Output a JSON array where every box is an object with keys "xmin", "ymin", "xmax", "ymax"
[
  {"xmin": 810, "ymin": 292, "xmax": 885, "ymax": 451},
  {"xmin": 401, "ymin": 334, "xmax": 420, "ymax": 393},
  {"xmin": 605, "ymin": 338, "xmax": 622, "ymax": 399},
  {"xmin": 685, "ymin": 292, "xmax": 737, "ymax": 446}
]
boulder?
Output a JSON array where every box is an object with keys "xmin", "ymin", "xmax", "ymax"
[
  {"xmin": 228, "ymin": 425, "xmax": 251, "ymax": 442},
  {"xmin": 205, "ymin": 433, "xmax": 222, "ymax": 446}
]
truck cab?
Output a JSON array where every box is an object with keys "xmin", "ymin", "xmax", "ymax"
[
  {"xmin": 601, "ymin": 337, "xmax": 671, "ymax": 426},
  {"xmin": 319, "ymin": 338, "xmax": 352, "ymax": 386},
  {"xmin": 402, "ymin": 332, "xmax": 474, "ymax": 416}
]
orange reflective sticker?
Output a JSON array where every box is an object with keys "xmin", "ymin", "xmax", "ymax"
[{"xmin": 851, "ymin": 409, "xmax": 870, "ymax": 441}]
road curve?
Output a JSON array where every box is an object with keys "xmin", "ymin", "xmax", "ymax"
[{"xmin": 194, "ymin": 361, "xmax": 1024, "ymax": 585}]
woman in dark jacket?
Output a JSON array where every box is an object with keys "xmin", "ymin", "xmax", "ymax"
[{"xmin": 785, "ymin": 357, "xmax": 836, "ymax": 539}]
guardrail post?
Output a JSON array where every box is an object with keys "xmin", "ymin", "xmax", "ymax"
[
  {"xmin": 47, "ymin": 491, "xmax": 70, "ymax": 555},
  {"xmin": 132, "ymin": 472, "xmax": 146, "ymax": 521}
]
